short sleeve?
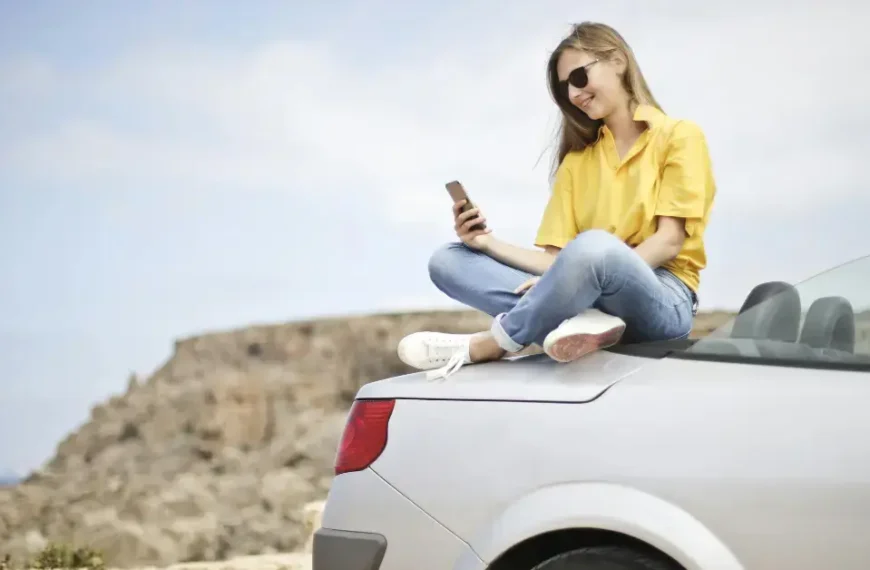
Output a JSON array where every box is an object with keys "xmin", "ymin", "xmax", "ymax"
[
  {"xmin": 534, "ymin": 157, "xmax": 580, "ymax": 249},
  {"xmin": 656, "ymin": 120, "xmax": 715, "ymax": 221}
]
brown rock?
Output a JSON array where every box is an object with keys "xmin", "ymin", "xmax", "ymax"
[{"xmin": 0, "ymin": 310, "xmax": 498, "ymax": 567}]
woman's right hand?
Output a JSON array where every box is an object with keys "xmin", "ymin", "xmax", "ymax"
[{"xmin": 453, "ymin": 200, "xmax": 492, "ymax": 251}]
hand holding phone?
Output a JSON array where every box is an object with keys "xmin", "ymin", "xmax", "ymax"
[{"xmin": 445, "ymin": 180, "xmax": 492, "ymax": 250}]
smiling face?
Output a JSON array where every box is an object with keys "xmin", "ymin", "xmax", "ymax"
[
  {"xmin": 555, "ymin": 47, "xmax": 628, "ymax": 122},
  {"xmin": 545, "ymin": 22, "xmax": 660, "ymax": 171}
]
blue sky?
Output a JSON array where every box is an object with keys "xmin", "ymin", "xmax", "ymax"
[{"xmin": 1, "ymin": 0, "xmax": 869, "ymax": 473}]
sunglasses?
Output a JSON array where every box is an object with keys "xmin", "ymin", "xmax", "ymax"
[{"xmin": 558, "ymin": 59, "xmax": 600, "ymax": 95}]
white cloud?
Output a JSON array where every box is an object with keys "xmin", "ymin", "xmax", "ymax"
[
  {"xmin": 1, "ymin": 1, "xmax": 867, "ymax": 230},
  {"xmin": 0, "ymin": 56, "xmax": 55, "ymax": 98}
]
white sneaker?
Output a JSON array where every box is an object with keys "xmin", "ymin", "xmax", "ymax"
[
  {"xmin": 397, "ymin": 332, "xmax": 473, "ymax": 381},
  {"xmin": 542, "ymin": 309, "xmax": 626, "ymax": 363}
]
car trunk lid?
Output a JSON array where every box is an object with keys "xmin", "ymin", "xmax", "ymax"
[{"xmin": 355, "ymin": 350, "xmax": 648, "ymax": 403}]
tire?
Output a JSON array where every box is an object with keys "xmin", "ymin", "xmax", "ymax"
[{"xmin": 530, "ymin": 545, "xmax": 682, "ymax": 570}]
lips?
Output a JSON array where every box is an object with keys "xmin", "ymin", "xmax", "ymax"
[{"xmin": 577, "ymin": 95, "xmax": 594, "ymax": 109}]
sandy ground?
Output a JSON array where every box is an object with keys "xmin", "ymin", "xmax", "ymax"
[
  {"xmin": 130, "ymin": 501, "xmax": 324, "ymax": 570},
  {"xmin": 144, "ymin": 553, "xmax": 312, "ymax": 570}
]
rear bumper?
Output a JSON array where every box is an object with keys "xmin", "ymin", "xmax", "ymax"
[
  {"xmin": 312, "ymin": 528, "xmax": 386, "ymax": 570},
  {"xmin": 316, "ymin": 468, "xmax": 485, "ymax": 570}
]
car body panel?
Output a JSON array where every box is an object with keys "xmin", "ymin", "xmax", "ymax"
[
  {"xmin": 356, "ymin": 350, "xmax": 646, "ymax": 402},
  {"xmin": 463, "ymin": 481, "xmax": 742, "ymax": 570},
  {"xmin": 320, "ymin": 468, "xmax": 486, "ymax": 570},
  {"xmin": 320, "ymin": 258, "xmax": 870, "ymax": 570},
  {"xmin": 367, "ymin": 355, "xmax": 870, "ymax": 570}
]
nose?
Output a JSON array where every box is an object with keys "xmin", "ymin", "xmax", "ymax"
[{"xmin": 567, "ymin": 83, "xmax": 584, "ymax": 102}]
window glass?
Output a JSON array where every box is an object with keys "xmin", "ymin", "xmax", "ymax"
[{"xmin": 682, "ymin": 255, "xmax": 870, "ymax": 369}]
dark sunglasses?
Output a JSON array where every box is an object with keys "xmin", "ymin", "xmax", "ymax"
[{"xmin": 558, "ymin": 59, "xmax": 600, "ymax": 95}]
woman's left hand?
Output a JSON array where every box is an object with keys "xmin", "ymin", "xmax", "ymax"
[{"xmin": 513, "ymin": 276, "xmax": 540, "ymax": 295}]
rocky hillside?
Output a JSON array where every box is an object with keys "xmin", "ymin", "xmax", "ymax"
[
  {"xmin": 4, "ymin": 306, "xmax": 859, "ymax": 569},
  {"xmin": 0, "ymin": 310, "xmax": 505, "ymax": 568}
]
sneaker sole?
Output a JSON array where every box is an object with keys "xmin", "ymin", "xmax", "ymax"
[{"xmin": 544, "ymin": 324, "xmax": 626, "ymax": 363}]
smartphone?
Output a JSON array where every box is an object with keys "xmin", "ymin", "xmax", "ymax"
[{"xmin": 445, "ymin": 180, "xmax": 486, "ymax": 232}]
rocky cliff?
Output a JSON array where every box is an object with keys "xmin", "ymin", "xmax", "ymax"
[
  {"xmin": 0, "ymin": 308, "xmax": 752, "ymax": 568},
  {"xmin": 0, "ymin": 310, "xmax": 504, "ymax": 568}
]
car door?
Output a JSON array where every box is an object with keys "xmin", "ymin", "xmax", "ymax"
[{"xmin": 660, "ymin": 254, "xmax": 870, "ymax": 570}]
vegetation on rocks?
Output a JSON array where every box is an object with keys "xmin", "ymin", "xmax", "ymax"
[{"xmin": 1, "ymin": 543, "xmax": 105, "ymax": 570}]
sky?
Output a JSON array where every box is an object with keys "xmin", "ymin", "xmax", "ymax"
[{"xmin": 1, "ymin": 0, "xmax": 869, "ymax": 473}]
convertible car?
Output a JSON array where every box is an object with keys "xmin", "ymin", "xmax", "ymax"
[{"xmin": 312, "ymin": 255, "xmax": 870, "ymax": 570}]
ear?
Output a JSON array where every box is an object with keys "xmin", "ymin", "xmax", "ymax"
[{"xmin": 609, "ymin": 51, "xmax": 628, "ymax": 75}]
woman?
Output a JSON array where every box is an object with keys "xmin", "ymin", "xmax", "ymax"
[{"xmin": 399, "ymin": 21, "xmax": 717, "ymax": 380}]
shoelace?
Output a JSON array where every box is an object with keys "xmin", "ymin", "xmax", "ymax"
[{"xmin": 426, "ymin": 349, "xmax": 469, "ymax": 381}]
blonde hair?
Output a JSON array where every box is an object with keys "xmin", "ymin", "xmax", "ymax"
[{"xmin": 546, "ymin": 22, "xmax": 662, "ymax": 175}]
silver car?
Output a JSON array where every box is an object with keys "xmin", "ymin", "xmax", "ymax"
[{"xmin": 313, "ymin": 255, "xmax": 870, "ymax": 570}]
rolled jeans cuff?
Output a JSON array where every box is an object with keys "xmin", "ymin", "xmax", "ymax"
[{"xmin": 491, "ymin": 313, "xmax": 525, "ymax": 353}]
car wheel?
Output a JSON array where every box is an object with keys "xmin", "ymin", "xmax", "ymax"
[{"xmin": 530, "ymin": 545, "xmax": 681, "ymax": 570}]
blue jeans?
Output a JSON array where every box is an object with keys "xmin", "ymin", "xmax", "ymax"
[{"xmin": 428, "ymin": 229, "xmax": 697, "ymax": 352}]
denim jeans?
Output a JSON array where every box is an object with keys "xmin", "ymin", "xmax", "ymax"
[{"xmin": 428, "ymin": 229, "xmax": 697, "ymax": 352}]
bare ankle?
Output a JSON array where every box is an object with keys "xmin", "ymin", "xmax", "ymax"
[{"xmin": 469, "ymin": 332, "xmax": 507, "ymax": 362}]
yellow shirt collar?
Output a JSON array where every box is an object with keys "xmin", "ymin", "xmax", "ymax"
[
  {"xmin": 595, "ymin": 103, "xmax": 665, "ymax": 141},
  {"xmin": 632, "ymin": 103, "xmax": 665, "ymax": 126}
]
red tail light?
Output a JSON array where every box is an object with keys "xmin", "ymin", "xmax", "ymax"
[{"xmin": 334, "ymin": 399, "xmax": 395, "ymax": 476}]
